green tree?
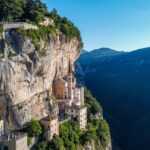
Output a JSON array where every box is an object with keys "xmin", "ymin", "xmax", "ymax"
[
  {"xmin": 24, "ymin": 0, "xmax": 48, "ymax": 23},
  {"xmin": 84, "ymin": 89, "xmax": 102, "ymax": 115},
  {"xmin": 27, "ymin": 119, "xmax": 42, "ymax": 137},
  {"xmin": 81, "ymin": 123, "xmax": 96, "ymax": 144},
  {"xmin": 49, "ymin": 135, "xmax": 65, "ymax": 150},
  {"xmin": 67, "ymin": 142, "xmax": 76, "ymax": 150},
  {"xmin": 0, "ymin": 0, "xmax": 25, "ymax": 21},
  {"xmin": 59, "ymin": 120, "xmax": 81, "ymax": 149},
  {"xmin": 38, "ymin": 141, "xmax": 48, "ymax": 150},
  {"xmin": 0, "ymin": 25, "xmax": 3, "ymax": 34},
  {"xmin": 96, "ymin": 119, "xmax": 110, "ymax": 147},
  {"xmin": 0, "ymin": 0, "xmax": 48, "ymax": 23},
  {"xmin": 48, "ymin": 9, "xmax": 61, "ymax": 28}
]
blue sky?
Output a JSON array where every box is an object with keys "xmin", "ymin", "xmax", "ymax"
[{"xmin": 42, "ymin": 0, "xmax": 150, "ymax": 51}]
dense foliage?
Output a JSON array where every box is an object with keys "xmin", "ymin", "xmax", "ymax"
[
  {"xmin": 8, "ymin": 8, "xmax": 83, "ymax": 57},
  {"xmin": 38, "ymin": 141, "xmax": 48, "ymax": 150},
  {"xmin": 49, "ymin": 119, "xmax": 110, "ymax": 150},
  {"xmin": 0, "ymin": 0, "xmax": 25, "ymax": 21},
  {"xmin": 14, "ymin": 10, "xmax": 83, "ymax": 56},
  {"xmin": 0, "ymin": 24, "xmax": 3, "ymax": 34},
  {"xmin": 0, "ymin": 0, "xmax": 83, "ymax": 57},
  {"xmin": 59, "ymin": 120, "xmax": 81, "ymax": 150},
  {"xmin": 0, "ymin": 0, "xmax": 47, "ymax": 23},
  {"xmin": 27, "ymin": 119, "xmax": 42, "ymax": 137},
  {"xmin": 49, "ymin": 9, "xmax": 83, "ymax": 47},
  {"xmin": 84, "ymin": 89, "xmax": 102, "ymax": 116},
  {"xmin": 0, "ymin": 0, "xmax": 83, "ymax": 46},
  {"xmin": 49, "ymin": 135, "xmax": 65, "ymax": 150},
  {"xmin": 23, "ymin": 0, "xmax": 48, "ymax": 24}
]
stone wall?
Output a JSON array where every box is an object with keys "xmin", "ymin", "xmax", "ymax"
[{"xmin": 0, "ymin": 22, "xmax": 38, "ymax": 30}]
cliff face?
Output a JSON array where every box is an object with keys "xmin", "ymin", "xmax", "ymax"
[{"xmin": 0, "ymin": 30, "xmax": 81, "ymax": 130}]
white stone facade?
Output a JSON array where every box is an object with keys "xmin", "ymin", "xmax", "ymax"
[
  {"xmin": 74, "ymin": 86, "xmax": 84, "ymax": 106},
  {"xmin": 0, "ymin": 120, "xmax": 4, "ymax": 137},
  {"xmin": 65, "ymin": 105, "xmax": 87, "ymax": 129}
]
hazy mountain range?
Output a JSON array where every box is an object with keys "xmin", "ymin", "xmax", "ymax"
[{"xmin": 77, "ymin": 47, "xmax": 150, "ymax": 150}]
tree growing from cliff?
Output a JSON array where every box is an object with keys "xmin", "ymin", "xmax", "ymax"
[
  {"xmin": 96, "ymin": 119, "xmax": 111, "ymax": 147},
  {"xmin": 37, "ymin": 141, "xmax": 48, "ymax": 150},
  {"xmin": 84, "ymin": 89, "xmax": 102, "ymax": 116},
  {"xmin": 49, "ymin": 135, "xmax": 65, "ymax": 150},
  {"xmin": 59, "ymin": 120, "xmax": 81, "ymax": 149},
  {"xmin": 27, "ymin": 119, "xmax": 42, "ymax": 137}
]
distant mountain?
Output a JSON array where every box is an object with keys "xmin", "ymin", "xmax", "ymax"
[
  {"xmin": 82, "ymin": 48, "xmax": 124, "ymax": 58},
  {"xmin": 83, "ymin": 48, "xmax": 123, "ymax": 57},
  {"xmin": 80, "ymin": 48, "xmax": 124, "ymax": 66},
  {"xmin": 77, "ymin": 47, "xmax": 150, "ymax": 150},
  {"xmin": 81, "ymin": 49, "xmax": 88, "ymax": 54}
]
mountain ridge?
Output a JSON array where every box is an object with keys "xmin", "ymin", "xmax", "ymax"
[{"xmin": 77, "ymin": 46, "xmax": 150, "ymax": 150}]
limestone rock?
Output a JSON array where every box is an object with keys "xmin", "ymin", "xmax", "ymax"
[{"xmin": 0, "ymin": 30, "xmax": 81, "ymax": 130}]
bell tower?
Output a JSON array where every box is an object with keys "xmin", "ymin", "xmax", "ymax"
[{"xmin": 67, "ymin": 60, "xmax": 74, "ymax": 100}]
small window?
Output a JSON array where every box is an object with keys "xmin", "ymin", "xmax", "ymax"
[{"xmin": 4, "ymin": 146, "xmax": 8, "ymax": 150}]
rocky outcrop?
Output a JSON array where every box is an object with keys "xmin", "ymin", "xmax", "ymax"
[{"xmin": 0, "ymin": 30, "xmax": 81, "ymax": 130}]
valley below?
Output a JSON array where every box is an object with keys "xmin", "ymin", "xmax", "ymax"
[{"xmin": 77, "ymin": 47, "xmax": 150, "ymax": 150}]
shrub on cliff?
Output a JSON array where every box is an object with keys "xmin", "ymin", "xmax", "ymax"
[
  {"xmin": 84, "ymin": 89, "xmax": 102, "ymax": 116},
  {"xmin": 57, "ymin": 117, "xmax": 110, "ymax": 149},
  {"xmin": 0, "ymin": 24, "xmax": 3, "ymax": 35},
  {"xmin": 15, "ymin": 24, "xmax": 56, "ymax": 56},
  {"xmin": 48, "ymin": 9, "xmax": 83, "ymax": 47},
  {"xmin": 80, "ymin": 124, "xmax": 96, "ymax": 144},
  {"xmin": 49, "ymin": 135, "xmax": 65, "ymax": 150},
  {"xmin": 27, "ymin": 119, "xmax": 42, "ymax": 137},
  {"xmin": 84, "ymin": 89, "xmax": 111, "ymax": 147},
  {"xmin": 96, "ymin": 119, "xmax": 111, "ymax": 147},
  {"xmin": 38, "ymin": 141, "xmax": 48, "ymax": 150}
]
